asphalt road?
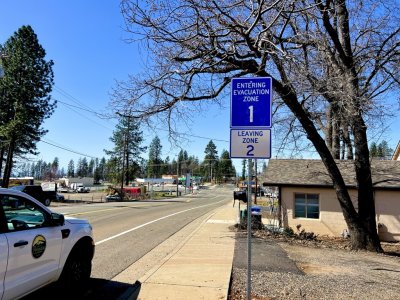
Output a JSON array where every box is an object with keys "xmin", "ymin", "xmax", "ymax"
[{"xmin": 23, "ymin": 185, "xmax": 233, "ymax": 299}]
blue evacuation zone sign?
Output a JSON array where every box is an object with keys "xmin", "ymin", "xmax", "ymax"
[{"xmin": 230, "ymin": 77, "xmax": 272, "ymax": 128}]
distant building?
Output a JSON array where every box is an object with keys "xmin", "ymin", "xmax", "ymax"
[{"xmin": 57, "ymin": 177, "xmax": 94, "ymax": 188}]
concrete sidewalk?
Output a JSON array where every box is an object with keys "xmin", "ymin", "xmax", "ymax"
[{"xmin": 120, "ymin": 203, "xmax": 237, "ymax": 300}]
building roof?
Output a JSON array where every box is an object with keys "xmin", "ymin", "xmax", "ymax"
[
  {"xmin": 393, "ymin": 141, "xmax": 400, "ymax": 160},
  {"xmin": 264, "ymin": 159, "xmax": 400, "ymax": 189}
]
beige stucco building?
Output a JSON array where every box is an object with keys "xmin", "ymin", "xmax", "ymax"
[{"xmin": 264, "ymin": 159, "xmax": 400, "ymax": 242}]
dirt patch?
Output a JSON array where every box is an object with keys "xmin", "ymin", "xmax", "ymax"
[
  {"xmin": 229, "ymin": 229, "xmax": 400, "ymax": 300},
  {"xmin": 297, "ymin": 263, "xmax": 352, "ymax": 275}
]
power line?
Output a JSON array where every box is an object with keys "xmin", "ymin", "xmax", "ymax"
[
  {"xmin": 54, "ymin": 85, "xmax": 94, "ymax": 112},
  {"xmin": 56, "ymin": 99, "xmax": 103, "ymax": 116},
  {"xmin": 54, "ymin": 98, "xmax": 115, "ymax": 131},
  {"xmin": 41, "ymin": 139, "xmax": 98, "ymax": 159},
  {"xmin": 51, "ymin": 86, "xmax": 319, "ymax": 158}
]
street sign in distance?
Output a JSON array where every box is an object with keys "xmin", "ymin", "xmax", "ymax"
[
  {"xmin": 231, "ymin": 77, "xmax": 272, "ymax": 128},
  {"xmin": 230, "ymin": 129, "xmax": 271, "ymax": 159}
]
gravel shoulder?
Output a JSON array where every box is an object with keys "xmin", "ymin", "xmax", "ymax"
[{"xmin": 229, "ymin": 230, "xmax": 400, "ymax": 300}]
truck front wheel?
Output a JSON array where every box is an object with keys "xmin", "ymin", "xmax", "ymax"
[
  {"xmin": 59, "ymin": 247, "xmax": 92, "ymax": 293},
  {"xmin": 44, "ymin": 198, "xmax": 51, "ymax": 206}
]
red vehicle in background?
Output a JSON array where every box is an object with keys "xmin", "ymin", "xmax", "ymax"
[{"xmin": 123, "ymin": 187, "xmax": 142, "ymax": 198}]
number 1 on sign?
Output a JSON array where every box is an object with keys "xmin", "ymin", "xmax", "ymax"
[{"xmin": 248, "ymin": 105, "xmax": 253, "ymax": 123}]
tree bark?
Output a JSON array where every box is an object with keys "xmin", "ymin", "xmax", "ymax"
[
  {"xmin": 0, "ymin": 146, "xmax": 5, "ymax": 181},
  {"xmin": 2, "ymin": 138, "xmax": 15, "ymax": 188},
  {"xmin": 342, "ymin": 124, "xmax": 353, "ymax": 159},
  {"xmin": 326, "ymin": 105, "xmax": 333, "ymax": 153},
  {"xmin": 332, "ymin": 112, "xmax": 341, "ymax": 159},
  {"xmin": 271, "ymin": 77, "xmax": 382, "ymax": 252},
  {"xmin": 352, "ymin": 114, "xmax": 382, "ymax": 251}
]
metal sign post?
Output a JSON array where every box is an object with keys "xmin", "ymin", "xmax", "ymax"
[{"xmin": 247, "ymin": 158, "xmax": 252, "ymax": 300}]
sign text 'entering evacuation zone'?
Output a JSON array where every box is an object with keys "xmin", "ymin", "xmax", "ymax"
[{"xmin": 230, "ymin": 77, "xmax": 272, "ymax": 128}]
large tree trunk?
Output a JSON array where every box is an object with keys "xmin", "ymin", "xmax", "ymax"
[
  {"xmin": 329, "ymin": 102, "xmax": 341, "ymax": 159},
  {"xmin": 2, "ymin": 138, "xmax": 15, "ymax": 188},
  {"xmin": 352, "ymin": 114, "xmax": 382, "ymax": 251},
  {"xmin": 125, "ymin": 151, "xmax": 129, "ymax": 186},
  {"xmin": 342, "ymin": 124, "xmax": 353, "ymax": 159},
  {"xmin": 271, "ymin": 78, "xmax": 382, "ymax": 252},
  {"xmin": 326, "ymin": 105, "xmax": 333, "ymax": 153},
  {"xmin": 0, "ymin": 146, "xmax": 5, "ymax": 180}
]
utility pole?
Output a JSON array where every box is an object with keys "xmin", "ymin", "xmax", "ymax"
[
  {"xmin": 120, "ymin": 134, "xmax": 126, "ymax": 193},
  {"xmin": 176, "ymin": 157, "xmax": 179, "ymax": 197}
]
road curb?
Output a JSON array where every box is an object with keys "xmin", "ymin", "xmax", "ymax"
[{"xmin": 115, "ymin": 209, "xmax": 219, "ymax": 300}]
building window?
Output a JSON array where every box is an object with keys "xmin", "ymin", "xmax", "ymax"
[{"xmin": 294, "ymin": 193, "xmax": 319, "ymax": 219}]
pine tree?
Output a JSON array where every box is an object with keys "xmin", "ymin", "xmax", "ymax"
[
  {"xmin": 241, "ymin": 160, "xmax": 246, "ymax": 181},
  {"xmin": 0, "ymin": 25, "xmax": 55, "ymax": 187},
  {"xmin": 67, "ymin": 159, "xmax": 75, "ymax": 177},
  {"xmin": 51, "ymin": 157, "xmax": 59, "ymax": 178},
  {"xmin": 204, "ymin": 140, "xmax": 218, "ymax": 182},
  {"xmin": 104, "ymin": 115, "xmax": 146, "ymax": 185},
  {"xmin": 88, "ymin": 158, "xmax": 95, "ymax": 177},
  {"xmin": 218, "ymin": 150, "xmax": 236, "ymax": 182},
  {"xmin": 147, "ymin": 136, "xmax": 163, "ymax": 178}
]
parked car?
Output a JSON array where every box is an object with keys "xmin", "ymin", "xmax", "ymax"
[
  {"xmin": 0, "ymin": 188, "xmax": 95, "ymax": 299},
  {"xmin": 56, "ymin": 193, "xmax": 65, "ymax": 202},
  {"xmin": 9, "ymin": 185, "xmax": 56, "ymax": 206},
  {"xmin": 105, "ymin": 194, "xmax": 122, "ymax": 201},
  {"xmin": 76, "ymin": 186, "xmax": 90, "ymax": 193},
  {"xmin": 58, "ymin": 187, "xmax": 69, "ymax": 193},
  {"xmin": 69, "ymin": 183, "xmax": 90, "ymax": 193}
]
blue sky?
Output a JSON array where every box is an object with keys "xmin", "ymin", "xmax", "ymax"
[
  {"xmin": 0, "ymin": 0, "xmax": 239, "ymax": 172},
  {"xmin": 1, "ymin": 1, "xmax": 399, "ymax": 174}
]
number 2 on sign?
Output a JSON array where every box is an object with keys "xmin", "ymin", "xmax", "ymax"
[
  {"xmin": 248, "ymin": 105, "xmax": 253, "ymax": 123},
  {"xmin": 246, "ymin": 145, "xmax": 254, "ymax": 156}
]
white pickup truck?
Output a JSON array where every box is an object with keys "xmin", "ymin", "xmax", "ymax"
[
  {"xmin": 71, "ymin": 183, "xmax": 90, "ymax": 193},
  {"xmin": 0, "ymin": 188, "xmax": 95, "ymax": 299}
]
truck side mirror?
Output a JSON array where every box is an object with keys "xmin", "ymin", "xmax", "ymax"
[{"xmin": 50, "ymin": 213, "xmax": 65, "ymax": 226}]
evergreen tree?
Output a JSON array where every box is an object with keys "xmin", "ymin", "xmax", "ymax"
[
  {"xmin": 51, "ymin": 157, "xmax": 59, "ymax": 178},
  {"xmin": 241, "ymin": 160, "xmax": 246, "ymax": 181},
  {"xmin": 370, "ymin": 140, "xmax": 393, "ymax": 159},
  {"xmin": 76, "ymin": 158, "xmax": 83, "ymax": 177},
  {"xmin": 67, "ymin": 159, "xmax": 74, "ymax": 177},
  {"xmin": 147, "ymin": 136, "xmax": 163, "ymax": 178},
  {"xmin": 104, "ymin": 116, "xmax": 146, "ymax": 185},
  {"xmin": 59, "ymin": 167, "xmax": 65, "ymax": 178},
  {"xmin": 99, "ymin": 157, "xmax": 106, "ymax": 180},
  {"xmin": 171, "ymin": 158, "xmax": 178, "ymax": 177},
  {"xmin": 370, "ymin": 142, "xmax": 378, "ymax": 157},
  {"xmin": 218, "ymin": 150, "xmax": 236, "ymax": 182},
  {"xmin": 81, "ymin": 157, "xmax": 89, "ymax": 177},
  {"xmin": 177, "ymin": 149, "xmax": 184, "ymax": 176},
  {"xmin": 163, "ymin": 156, "xmax": 170, "ymax": 175},
  {"xmin": 204, "ymin": 140, "xmax": 218, "ymax": 182},
  {"xmin": 0, "ymin": 25, "xmax": 55, "ymax": 187}
]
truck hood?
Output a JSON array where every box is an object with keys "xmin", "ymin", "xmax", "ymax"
[{"xmin": 65, "ymin": 217, "xmax": 90, "ymax": 224}]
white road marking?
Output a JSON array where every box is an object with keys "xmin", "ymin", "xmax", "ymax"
[{"xmin": 95, "ymin": 199, "xmax": 227, "ymax": 245}]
